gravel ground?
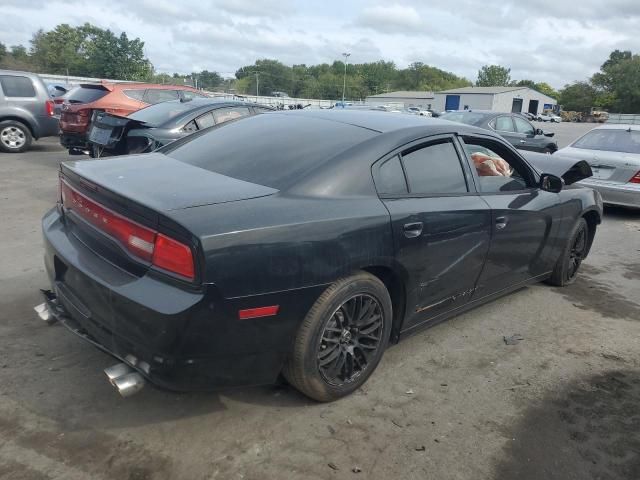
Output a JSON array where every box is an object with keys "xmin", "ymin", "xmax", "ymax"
[{"xmin": 1, "ymin": 123, "xmax": 639, "ymax": 480}]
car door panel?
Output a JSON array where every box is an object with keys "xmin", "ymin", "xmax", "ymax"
[{"xmin": 383, "ymin": 196, "xmax": 492, "ymax": 329}]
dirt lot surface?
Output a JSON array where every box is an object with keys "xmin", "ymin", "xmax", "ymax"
[{"xmin": 1, "ymin": 122, "xmax": 639, "ymax": 480}]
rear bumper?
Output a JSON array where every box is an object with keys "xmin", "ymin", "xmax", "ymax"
[
  {"xmin": 579, "ymin": 179, "xmax": 640, "ymax": 208},
  {"xmin": 60, "ymin": 132, "xmax": 89, "ymax": 151},
  {"xmin": 35, "ymin": 116, "xmax": 60, "ymax": 139},
  {"xmin": 42, "ymin": 207, "xmax": 324, "ymax": 391}
]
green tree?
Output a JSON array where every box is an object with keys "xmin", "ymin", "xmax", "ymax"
[
  {"xmin": 558, "ymin": 82, "xmax": 598, "ymax": 111},
  {"xmin": 0, "ymin": 43, "xmax": 6, "ymax": 63},
  {"xmin": 476, "ymin": 65, "xmax": 511, "ymax": 86},
  {"xmin": 534, "ymin": 82, "xmax": 558, "ymax": 99}
]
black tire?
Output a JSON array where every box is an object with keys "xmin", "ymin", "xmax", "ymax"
[
  {"xmin": 0, "ymin": 120, "xmax": 32, "ymax": 153},
  {"xmin": 283, "ymin": 271, "xmax": 392, "ymax": 402},
  {"xmin": 546, "ymin": 218, "xmax": 589, "ymax": 286}
]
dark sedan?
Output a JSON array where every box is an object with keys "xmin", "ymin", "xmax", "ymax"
[
  {"xmin": 37, "ymin": 110, "xmax": 601, "ymax": 401},
  {"xmin": 440, "ymin": 110, "xmax": 558, "ymax": 153},
  {"xmin": 88, "ymin": 98, "xmax": 272, "ymax": 157}
]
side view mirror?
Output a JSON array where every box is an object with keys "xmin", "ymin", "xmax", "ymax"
[
  {"xmin": 540, "ymin": 173, "xmax": 563, "ymax": 193},
  {"xmin": 535, "ymin": 128, "xmax": 544, "ymax": 135}
]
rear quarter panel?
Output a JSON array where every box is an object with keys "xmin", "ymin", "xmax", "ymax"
[{"xmin": 171, "ymin": 194, "xmax": 396, "ymax": 299}]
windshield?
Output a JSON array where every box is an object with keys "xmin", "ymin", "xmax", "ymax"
[
  {"xmin": 129, "ymin": 101, "xmax": 196, "ymax": 126},
  {"xmin": 572, "ymin": 128, "xmax": 640, "ymax": 154},
  {"xmin": 65, "ymin": 85, "xmax": 109, "ymax": 104},
  {"xmin": 440, "ymin": 112, "xmax": 489, "ymax": 126}
]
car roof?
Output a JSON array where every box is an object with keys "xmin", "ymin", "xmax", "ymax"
[
  {"xmin": 593, "ymin": 124, "xmax": 640, "ymax": 131},
  {"xmin": 281, "ymin": 109, "xmax": 456, "ymax": 133}
]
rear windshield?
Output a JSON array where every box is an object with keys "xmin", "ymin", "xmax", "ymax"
[
  {"xmin": 66, "ymin": 85, "xmax": 109, "ymax": 104},
  {"xmin": 163, "ymin": 113, "xmax": 376, "ymax": 189},
  {"xmin": 440, "ymin": 112, "xmax": 489, "ymax": 126},
  {"xmin": 572, "ymin": 128, "xmax": 640, "ymax": 154},
  {"xmin": 129, "ymin": 101, "xmax": 195, "ymax": 126}
]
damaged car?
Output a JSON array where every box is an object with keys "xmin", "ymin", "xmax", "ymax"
[
  {"xmin": 37, "ymin": 110, "xmax": 601, "ymax": 402},
  {"xmin": 88, "ymin": 98, "xmax": 272, "ymax": 157}
]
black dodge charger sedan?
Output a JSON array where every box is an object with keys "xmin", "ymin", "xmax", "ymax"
[
  {"xmin": 440, "ymin": 110, "xmax": 558, "ymax": 153},
  {"xmin": 38, "ymin": 110, "xmax": 602, "ymax": 401}
]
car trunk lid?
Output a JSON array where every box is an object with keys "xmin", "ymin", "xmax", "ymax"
[
  {"xmin": 557, "ymin": 146, "xmax": 640, "ymax": 184},
  {"xmin": 89, "ymin": 112, "xmax": 152, "ymax": 155}
]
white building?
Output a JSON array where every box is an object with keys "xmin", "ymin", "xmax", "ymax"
[
  {"xmin": 365, "ymin": 91, "xmax": 435, "ymax": 110},
  {"xmin": 432, "ymin": 86, "xmax": 557, "ymax": 115}
]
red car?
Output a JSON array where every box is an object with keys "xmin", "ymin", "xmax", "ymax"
[{"xmin": 59, "ymin": 82, "xmax": 208, "ymax": 154}]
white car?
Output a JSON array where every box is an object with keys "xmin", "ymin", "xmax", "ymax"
[
  {"xmin": 549, "ymin": 114, "xmax": 562, "ymax": 123},
  {"xmin": 537, "ymin": 113, "xmax": 552, "ymax": 122},
  {"xmin": 556, "ymin": 124, "xmax": 640, "ymax": 208},
  {"xmin": 406, "ymin": 107, "xmax": 432, "ymax": 117}
]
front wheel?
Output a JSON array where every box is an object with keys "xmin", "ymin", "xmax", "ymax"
[
  {"xmin": 546, "ymin": 218, "xmax": 589, "ymax": 286},
  {"xmin": 283, "ymin": 271, "xmax": 392, "ymax": 402}
]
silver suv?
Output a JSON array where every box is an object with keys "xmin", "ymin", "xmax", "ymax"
[{"xmin": 0, "ymin": 70, "xmax": 59, "ymax": 153}]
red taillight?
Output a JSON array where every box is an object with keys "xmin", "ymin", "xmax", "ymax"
[
  {"xmin": 630, "ymin": 171, "xmax": 640, "ymax": 184},
  {"xmin": 60, "ymin": 180, "xmax": 195, "ymax": 280},
  {"xmin": 152, "ymin": 234, "xmax": 195, "ymax": 280},
  {"xmin": 45, "ymin": 100, "xmax": 54, "ymax": 117},
  {"xmin": 238, "ymin": 306, "xmax": 280, "ymax": 320}
]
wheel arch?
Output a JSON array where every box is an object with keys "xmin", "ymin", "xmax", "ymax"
[
  {"xmin": 0, "ymin": 115, "xmax": 37, "ymax": 139},
  {"xmin": 360, "ymin": 264, "xmax": 407, "ymax": 343},
  {"xmin": 581, "ymin": 208, "xmax": 601, "ymax": 256}
]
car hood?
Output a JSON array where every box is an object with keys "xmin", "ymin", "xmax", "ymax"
[
  {"xmin": 61, "ymin": 153, "xmax": 278, "ymax": 211},
  {"xmin": 521, "ymin": 151, "xmax": 593, "ymax": 185}
]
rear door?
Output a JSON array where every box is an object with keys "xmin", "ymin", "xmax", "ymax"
[
  {"xmin": 460, "ymin": 134, "xmax": 563, "ymax": 299},
  {"xmin": 374, "ymin": 135, "xmax": 492, "ymax": 332}
]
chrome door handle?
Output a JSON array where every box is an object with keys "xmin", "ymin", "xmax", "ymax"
[
  {"xmin": 403, "ymin": 222, "xmax": 423, "ymax": 238},
  {"xmin": 519, "ymin": 140, "xmax": 526, "ymax": 143},
  {"xmin": 495, "ymin": 216, "xmax": 508, "ymax": 230}
]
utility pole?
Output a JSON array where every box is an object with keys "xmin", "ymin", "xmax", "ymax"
[
  {"xmin": 255, "ymin": 72, "xmax": 259, "ymax": 99},
  {"xmin": 342, "ymin": 52, "xmax": 351, "ymax": 104}
]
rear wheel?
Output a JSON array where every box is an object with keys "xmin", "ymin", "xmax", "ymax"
[
  {"xmin": 0, "ymin": 120, "xmax": 32, "ymax": 153},
  {"xmin": 283, "ymin": 271, "xmax": 392, "ymax": 402},
  {"xmin": 547, "ymin": 218, "xmax": 589, "ymax": 286}
]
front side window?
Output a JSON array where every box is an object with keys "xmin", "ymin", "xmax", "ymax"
[
  {"xmin": 462, "ymin": 137, "xmax": 530, "ymax": 192},
  {"xmin": 213, "ymin": 107, "xmax": 251, "ymax": 124},
  {"xmin": 494, "ymin": 116, "xmax": 515, "ymax": 132},
  {"xmin": 514, "ymin": 117, "xmax": 535, "ymax": 135},
  {"xmin": 0, "ymin": 75, "xmax": 36, "ymax": 97},
  {"xmin": 401, "ymin": 140, "xmax": 468, "ymax": 195},
  {"xmin": 143, "ymin": 89, "xmax": 180, "ymax": 104}
]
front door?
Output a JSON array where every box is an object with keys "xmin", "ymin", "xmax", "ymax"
[
  {"xmin": 460, "ymin": 135, "xmax": 562, "ymax": 299},
  {"xmin": 374, "ymin": 136, "xmax": 492, "ymax": 332}
]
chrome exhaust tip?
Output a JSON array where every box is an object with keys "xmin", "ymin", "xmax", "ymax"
[
  {"xmin": 112, "ymin": 372, "xmax": 145, "ymax": 397},
  {"xmin": 104, "ymin": 363, "xmax": 145, "ymax": 397},
  {"xmin": 34, "ymin": 302, "xmax": 56, "ymax": 325}
]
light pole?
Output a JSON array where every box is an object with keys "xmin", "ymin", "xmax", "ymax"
[
  {"xmin": 255, "ymin": 72, "xmax": 259, "ymax": 100},
  {"xmin": 341, "ymin": 52, "xmax": 350, "ymax": 104}
]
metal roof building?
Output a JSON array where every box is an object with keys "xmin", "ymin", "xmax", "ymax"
[
  {"xmin": 432, "ymin": 86, "xmax": 557, "ymax": 115},
  {"xmin": 365, "ymin": 91, "xmax": 435, "ymax": 109}
]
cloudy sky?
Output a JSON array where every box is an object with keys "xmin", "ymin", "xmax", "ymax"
[{"xmin": 2, "ymin": 0, "xmax": 639, "ymax": 88}]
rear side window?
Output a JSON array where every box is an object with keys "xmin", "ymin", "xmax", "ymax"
[
  {"xmin": 375, "ymin": 156, "xmax": 407, "ymax": 195},
  {"xmin": 401, "ymin": 140, "xmax": 468, "ymax": 195},
  {"xmin": 144, "ymin": 89, "xmax": 180, "ymax": 104},
  {"xmin": 181, "ymin": 90, "xmax": 208, "ymax": 100},
  {"xmin": 213, "ymin": 107, "xmax": 251, "ymax": 124},
  {"xmin": 123, "ymin": 89, "xmax": 145, "ymax": 101},
  {"xmin": 0, "ymin": 75, "xmax": 36, "ymax": 97},
  {"xmin": 66, "ymin": 86, "xmax": 109, "ymax": 104},
  {"xmin": 195, "ymin": 112, "xmax": 215, "ymax": 129}
]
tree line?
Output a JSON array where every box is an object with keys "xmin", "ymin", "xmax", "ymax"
[{"xmin": 0, "ymin": 23, "xmax": 638, "ymax": 113}]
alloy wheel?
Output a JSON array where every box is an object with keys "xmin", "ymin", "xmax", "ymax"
[
  {"xmin": 0, "ymin": 126, "xmax": 26, "ymax": 150},
  {"xmin": 567, "ymin": 225, "xmax": 587, "ymax": 280},
  {"xmin": 317, "ymin": 294, "xmax": 384, "ymax": 385}
]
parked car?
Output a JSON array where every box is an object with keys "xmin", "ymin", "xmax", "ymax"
[
  {"xmin": 0, "ymin": 70, "xmax": 58, "ymax": 153},
  {"xmin": 537, "ymin": 113, "xmax": 553, "ymax": 122},
  {"xmin": 557, "ymin": 124, "xmax": 640, "ymax": 208},
  {"xmin": 88, "ymin": 99, "xmax": 272, "ymax": 157},
  {"xmin": 59, "ymin": 82, "xmax": 208, "ymax": 154},
  {"xmin": 440, "ymin": 110, "xmax": 558, "ymax": 153},
  {"xmin": 406, "ymin": 106, "xmax": 432, "ymax": 117},
  {"xmin": 549, "ymin": 113, "xmax": 562, "ymax": 123},
  {"xmin": 519, "ymin": 112, "xmax": 537, "ymax": 121},
  {"xmin": 37, "ymin": 110, "xmax": 601, "ymax": 401}
]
